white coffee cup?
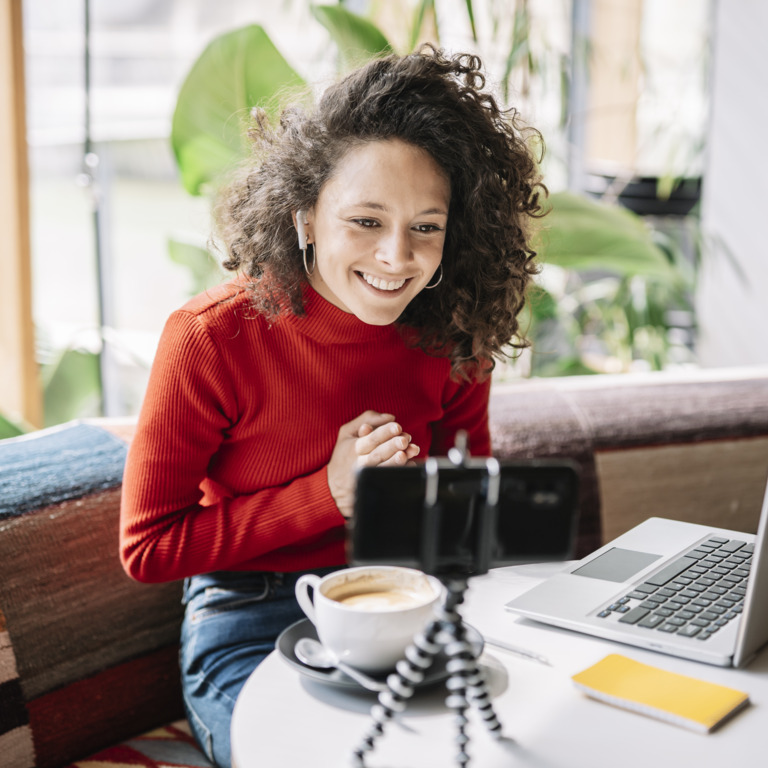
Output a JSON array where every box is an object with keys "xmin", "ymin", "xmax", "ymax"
[{"xmin": 295, "ymin": 566, "xmax": 441, "ymax": 673}]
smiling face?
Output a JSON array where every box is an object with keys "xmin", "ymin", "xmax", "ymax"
[{"xmin": 304, "ymin": 138, "xmax": 450, "ymax": 326}]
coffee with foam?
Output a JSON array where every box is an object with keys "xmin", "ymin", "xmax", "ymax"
[
  {"xmin": 326, "ymin": 572, "xmax": 434, "ymax": 613},
  {"xmin": 333, "ymin": 588, "xmax": 428, "ymax": 611}
]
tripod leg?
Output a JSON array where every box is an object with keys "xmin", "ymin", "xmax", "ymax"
[
  {"xmin": 437, "ymin": 578, "xmax": 470, "ymax": 766},
  {"xmin": 465, "ymin": 659, "xmax": 503, "ymax": 738},
  {"xmin": 351, "ymin": 618, "xmax": 443, "ymax": 767},
  {"xmin": 445, "ymin": 635, "xmax": 503, "ymax": 738},
  {"xmin": 441, "ymin": 578, "xmax": 503, "ymax": 766}
]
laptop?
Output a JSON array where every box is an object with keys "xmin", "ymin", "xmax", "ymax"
[{"xmin": 505, "ymin": 473, "xmax": 768, "ymax": 668}]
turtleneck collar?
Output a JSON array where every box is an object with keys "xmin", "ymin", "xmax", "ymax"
[{"xmin": 278, "ymin": 283, "xmax": 402, "ymax": 346}]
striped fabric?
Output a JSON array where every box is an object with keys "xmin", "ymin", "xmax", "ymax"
[
  {"xmin": 0, "ymin": 423, "xmax": 127, "ymax": 520},
  {"xmin": 67, "ymin": 721, "xmax": 212, "ymax": 768},
  {"xmin": 0, "ymin": 607, "xmax": 35, "ymax": 768},
  {"xmin": 0, "ymin": 422, "xmax": 202, "ymax": 768}
]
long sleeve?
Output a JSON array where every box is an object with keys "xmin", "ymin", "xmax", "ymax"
[{"xmin": 120, "ymin": 308, "xmax": 345, "ymax": 583}]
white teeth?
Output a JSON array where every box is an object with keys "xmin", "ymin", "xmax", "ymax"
[{"xmin": 361, "ymin": 272, "xmax": 407, "ymax": 291}]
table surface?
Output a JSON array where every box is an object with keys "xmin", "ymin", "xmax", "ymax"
[{"xmin": 231, "ymin": 563, "xmax": 768, "ymax": 768}]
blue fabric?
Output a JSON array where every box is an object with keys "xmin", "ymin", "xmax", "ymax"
[
  {"xmin": 179, "ymin": 567, "xmax": 342, "ymax": 768},
  {"xmin": 0, "ymin": 422, "xmax": 128, "ymax": 520}
]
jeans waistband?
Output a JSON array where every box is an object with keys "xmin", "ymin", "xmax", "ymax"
[{"xmin": 181, "ymin": 566, "xmax": 343, "ymax": 605}]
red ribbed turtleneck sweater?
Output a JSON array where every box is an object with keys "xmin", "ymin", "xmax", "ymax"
[{"xmin": 119, "ymin": 281, "xmax": 491, "ymax": 583}]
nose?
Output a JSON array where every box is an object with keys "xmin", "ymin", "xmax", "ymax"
[{"xmin": 375, "ymin": 228, "xmax": 412, "ymax": 269}]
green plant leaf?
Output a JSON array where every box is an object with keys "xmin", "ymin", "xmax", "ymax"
[
  {"xmin": 42, "ymin": 348, "xmax": 101, "ymax": 427},
  {"xmin": 168, "ymin": 235, "xmax": 225, "ymax": 295},
  {"xmin": 533, "ymin": 355, "xmax": 601, "ymax": 377},
  {"xmin": 0, "ymin": 412, "xmax": 27, "ymax": 439},
  {"xmin": 535, "ymin": 192, "xmax": 677, "ymax": 278},
  {"xmin": 409, "ymin": 0, "xmax": 436, "ymax": 51},
  {"xmin": 312, "ymin": 4, "xmax": 394, "ymax": 71},
  {"xmin": 171, "ymin": 25, "xmax": 305, "ymax": 196},
  {"xmin": 526, "ymin": 284, "xmax": 559, "ymax": 323},
  {"xmin": 463, "ymin": 0, "xmax": 478, "ymax": 42}
]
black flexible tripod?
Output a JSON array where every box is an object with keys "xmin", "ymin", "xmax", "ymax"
[{"xmin": 351, "ymin": 447, "xmax": 505, "ymax": 767}]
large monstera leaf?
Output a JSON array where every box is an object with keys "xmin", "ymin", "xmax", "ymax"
[
  {"xmin": 536, "ymin": 192, "xmax": 678, "ymax": 278},
  {"xmin": 171, "ymin": 24, "xmax": 306, "ymax": 196}
]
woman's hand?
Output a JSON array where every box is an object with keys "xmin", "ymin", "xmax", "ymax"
[{"xmin": 327, "ymin": 410, "xmax": 421, "ymax": 518}]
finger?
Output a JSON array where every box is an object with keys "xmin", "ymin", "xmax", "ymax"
[
  {"xmin": 356, "ymin": 422, "xmax": 406, "ymax": 456},
  {"xmin": 357, "ymin": 423, "xmax": 374, "ymax": 438},
  {"xmin": 378, "ymin": 449, "xmax": 411, "ymax": 467},
  {"xmin": 342, "ymin": 411, "xmax": 395, "ymax": 438},
  {"xmin": 381, "ymin": 443, "xmax": 419, "ymax": 467},
  {"xmin": 357, "ymin": 449, "xmax": 410, "ymax": 469},
  {"xmin": 404, "ymin": 443, "xmax": 420, "ymax": 460},
  {"xmin": 357, "ymin": 435, "xmax": 416, "ymax": 468},
  {"xmin": 353, "ymin": 410, "xmax": 395, "ymax": 429}
]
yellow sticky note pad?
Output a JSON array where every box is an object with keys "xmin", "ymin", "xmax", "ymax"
[{"xmin": 572, "ymin": 654, "xmax": 749, "ymax": 733}]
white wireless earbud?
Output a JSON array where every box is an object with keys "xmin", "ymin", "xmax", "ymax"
[{"xmin": 296, "ymin": 210, "xmax": 308, "ymax": 250}]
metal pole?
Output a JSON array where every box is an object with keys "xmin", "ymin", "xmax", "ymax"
[
  {"xmin": 82, "ymin": 0, "xmax": 115, "ymax": 416},
  {"xmin": 568, "ymin": 0, "xmax": 591, "ymax": 193}
]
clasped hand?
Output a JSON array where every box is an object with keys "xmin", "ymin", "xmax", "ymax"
[{"xmin": 327, "ymin": 411, "xmax": 420, "ymax": 518}]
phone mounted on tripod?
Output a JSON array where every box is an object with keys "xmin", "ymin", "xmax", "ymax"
[{"xmin": 349, "ymin": 434, "xmax": 581, "ymax": 577}]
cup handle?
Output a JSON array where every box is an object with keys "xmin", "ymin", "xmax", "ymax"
[{"xmin": 295, "ymin": 574, "xmax": 321, "ymax": 625}]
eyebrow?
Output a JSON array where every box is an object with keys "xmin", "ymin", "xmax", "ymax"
[{"xmin": 353, "ymin": 201, "xmax": 449, "ymax": 216}]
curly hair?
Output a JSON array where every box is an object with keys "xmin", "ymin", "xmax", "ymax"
[{"xmin": 214, "ymin": 44, "xmax": 546, "ymax": 379}]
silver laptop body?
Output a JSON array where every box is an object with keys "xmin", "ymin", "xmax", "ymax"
[{"xmin": 505, "ymin": 476, "xmax": 768, "ymax": 667}]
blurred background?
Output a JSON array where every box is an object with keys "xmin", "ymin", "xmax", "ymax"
[{"xmin": 2, "ymin": 0, "xmax": 766, "ymax": 435}]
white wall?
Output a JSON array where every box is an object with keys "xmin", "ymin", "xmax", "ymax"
[{"xmin": 696, "ymin": 0, "xmax": 768, "ymax": 367}]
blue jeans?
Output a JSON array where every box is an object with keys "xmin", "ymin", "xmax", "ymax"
[{"xmin": 180, "ymin": 567, "xmax": 341, "ymax": 768}]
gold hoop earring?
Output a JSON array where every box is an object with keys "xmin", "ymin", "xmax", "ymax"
[
  {"xmin": 424, "ymin": 263, "xmax": 443, "ymax": 289},
  {"xmin": 303, "ymin": 243, "xmax": 315, "ymax": 277}
]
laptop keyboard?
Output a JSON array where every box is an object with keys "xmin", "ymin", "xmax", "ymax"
[{"xmin": 597, "ymin": 536, "xmax": 754, "ymax": 641}]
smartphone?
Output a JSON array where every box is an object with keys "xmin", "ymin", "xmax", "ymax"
[{"xmin": 349, "ymin": 458, "xmax": 580, "ymax": 576}]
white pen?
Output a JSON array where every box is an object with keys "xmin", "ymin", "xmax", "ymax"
[{"xmin": 483, "ymin": 637, "xmax": 552, "ymax": 666}]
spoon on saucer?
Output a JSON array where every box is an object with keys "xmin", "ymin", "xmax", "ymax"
[{"xmin": 294, "ymin": 638, "xmax": 388, "ymax": 693}]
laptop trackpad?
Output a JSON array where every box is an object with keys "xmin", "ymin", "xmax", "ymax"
[
  {"xmin": 572, "ymin": 547, "xmax": 662, "ymax": 583},
  {"xmin": 507, "ymin": 547, "xmax": 665, "ymax": 619}
]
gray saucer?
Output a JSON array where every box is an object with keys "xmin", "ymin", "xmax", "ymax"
[{"xmin": 276, "ymin": 617, "xmax": 484, "ymax": 691}]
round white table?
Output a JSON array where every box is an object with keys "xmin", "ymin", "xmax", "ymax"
[{"xmin": 231, "ymin": 564, "xmax": 768, "ymax": 768}]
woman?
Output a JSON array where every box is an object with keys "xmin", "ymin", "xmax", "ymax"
[{"xmin": 119, "ymin": 45, "xmax": 544, "ymax": 767}]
